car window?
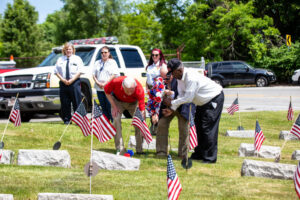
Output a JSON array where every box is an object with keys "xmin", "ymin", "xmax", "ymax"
[
  {"xmin": 219, "ymin": 63, "xmax": 233, "ymax": 70},
  {"xmin": 39, "ymin": 47, "xmax": 96, "ymax": 67},
  {"xmin": 120, "ymin": 48, "xmax": 144, "ymax": 68},
  {"xmin": 232, "ymin": 62, "xmax": 248, "ymax": 71},
  {"xmin": 95, "ymin": 47, "xmax": 120, "ymax": 68}
]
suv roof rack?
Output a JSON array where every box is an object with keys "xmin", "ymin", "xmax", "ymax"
[{"xmin": 69, "ymin": 36, "xmax": 118, "ymax": 45}]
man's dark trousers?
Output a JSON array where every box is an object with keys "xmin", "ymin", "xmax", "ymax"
[
  {"xmin": 59, "ymin": 79, "xmax": 82, "ymax": 122},
  {"xmin": 192, "ymin": 91, "xmax": 224, "ymax": 163}
]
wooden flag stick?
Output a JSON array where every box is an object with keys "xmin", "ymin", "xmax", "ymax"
[
  {"xmin": 237, "ymin": 93, "xmax": 242, "ymax": 129},
  {"xmin": 89, "ymin": 98, "xmax": 95, "ymax": 195},
  {"xmin": 58, "ymin": 97, "xmax": 86, "ymax": 142},
  {"xmin": 1, "ymin": 93, "xmax": 19, "ymax": 143}
]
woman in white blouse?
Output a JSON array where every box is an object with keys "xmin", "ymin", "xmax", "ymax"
[
  {"xmin": 93, "ymin": 46, "xmax": 119, "ymax": 122},
  {"xmin": 146, "ymin": 48, "xmax": 167, "ymax": 135}
]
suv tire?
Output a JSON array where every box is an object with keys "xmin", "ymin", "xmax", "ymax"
[{"xmin": 256, "ymin": 76, "xmax": 268, "ymax": 87}]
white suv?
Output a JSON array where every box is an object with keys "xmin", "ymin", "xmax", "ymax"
[
  {"xmin": 292, "ymin": 69, "xmax": 300, "ymax": 85},
  {"xmin": 0, "ymin": 37, "xmax": 148, "ymax": 121}
]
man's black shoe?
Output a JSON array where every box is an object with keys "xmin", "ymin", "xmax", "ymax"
[{"xmin": 64, "ymin": 121, "xmax": 71, "ymax": 125}]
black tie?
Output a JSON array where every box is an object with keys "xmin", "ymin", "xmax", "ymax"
[{"xmin": 66, "ymin": 58, "xmax": 70, "ymax": 80}]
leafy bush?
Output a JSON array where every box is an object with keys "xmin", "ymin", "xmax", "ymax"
[{"xmin": 254, "ymin": 41, "xmax": 300, "ymax": 83}]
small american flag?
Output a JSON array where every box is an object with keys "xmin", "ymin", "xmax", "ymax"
[
  {"xmin": 294, "ymin": 161, "xmax": 300, "ymax": 199},
  {"xmin": 227, "ymin": 98, "xmax": 239, "ymax": 115},
  {"xmin": 287, "ymin": 99, "xmax": 294, "ymax": 121},
  {"xmin": 189, "ymin": 116, "xmax": 198, "ymax": 150},
  {"xmin": 71, "ymin": 102, "xmax": 91, "ymax": 137},
  {"xmin": 9, "ymin": 98, "xmax": 21, "ymax": 126},
  {"xmin": 290, "ymin": 114, "xmax": 300, "ymax": 139},
  {"xmin": 167, "ymin": 155, "xmax": 182, "ymax": 200},
  {"xmin": 254, "ymin": 120, "xmax": 265, "ymax": 151},
  {"xmin": 132, "ymin": 108, "xmax": 152, "ymax": 144},
  {"xmin": 92, "ymin": 100, "xmax": 116, "ymax": 143}
]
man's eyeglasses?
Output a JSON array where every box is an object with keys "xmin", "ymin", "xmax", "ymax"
[
  {"xmin": 101, "ymin": 51, "xmax": 109, "ymax": 54},
  {"xmin": 152, "ymin": 54, "xmax": 159, "ymax": 57}
]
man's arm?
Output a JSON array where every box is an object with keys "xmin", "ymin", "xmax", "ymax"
[{"xmin": 105, "ymin": 93, "xmax": 120, "ymax": 118}]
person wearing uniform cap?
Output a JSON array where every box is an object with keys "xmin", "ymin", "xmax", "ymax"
[
  {"xmin": 163, "ymin": 58, "xmax": 224, "ymax": 163},
  {"xmin": 54, "ymin": 42, "xmax": 84, "ymax": 124}
]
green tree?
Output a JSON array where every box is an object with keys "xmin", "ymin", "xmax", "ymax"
[
  {"xmin": 153, "ymin": 0, "xmax": 190, "ymax": 50},
  {"xmin": 122, "ymin": 1, "xmax": 163, "ymax": 52},
  {"xmin": 1, "ymin": 0, "xmax": 42, "ymax": 58}
]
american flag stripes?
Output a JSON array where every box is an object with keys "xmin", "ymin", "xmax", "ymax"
[
  {"xmin": 254, "ymin": 120, "xmax": 265, "ymax": 151},
  {"xmin": 287, "ymin": 99, "xmax": 294, "ymax": 121},
  {"xmin": 132, "ymin": 108, "xmax": 152, "ymax": 144},
  {"xmin": 9, "ymin": 98, "xmax": 21, "ymax": 126},
  {"xmin": 189, "ymin": 116, "xmax": 198, "ymax": 150},
  {"xmin": 167, "ymin": 155, "xmax": 182, "ymax": 200},
  {"xmin": 294, "ymin": 161, "xmax": 300, "ymax": 199},
  {"xmin": 71, "ymin": 102, "xmax": 91, "ymax": 137},
  {"xmin": 290, "ymin": 114, "xmax": 300, "ymax": 139},
  {"xmin": 227, "ymin": 98, "xmax": 239, "ymax": 115},
  {"xmin": 92, "ymin": 100, "xmax": 116, "ymax": 143}
]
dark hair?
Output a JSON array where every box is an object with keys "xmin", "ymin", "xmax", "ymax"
[
  {"xmin": 101, "ymin": 46, "xmax": 113, "ymax": 59},
  {"xmin": 146, "ymin": 48, "xmax": 166, "ymax": 70}
]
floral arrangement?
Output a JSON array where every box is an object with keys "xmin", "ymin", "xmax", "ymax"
[{"xmin": 146, "ymin": 77, "xmax": 165, "ymax": 116}]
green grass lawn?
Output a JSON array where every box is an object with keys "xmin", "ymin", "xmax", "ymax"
[{"xmin": 0, "ymin": 111, "xmax": 299, "ymax": 199}]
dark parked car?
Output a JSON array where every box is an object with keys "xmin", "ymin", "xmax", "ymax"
[{"xmin": 205, "ymin": 61, "xmax": 276, "ymax": 87}]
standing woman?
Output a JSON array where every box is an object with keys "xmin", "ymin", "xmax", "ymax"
[
  {"xmin": 93, "ymin": 46, "xmax": 119, "ymax": 122},
  {"xmin": 146, "ymin": 48, "xmax": 167, "ymax": 135},
  {"xmin": 54, "ymin": 42, "xmax": 84, "ymax": 124},
  {"xmin": 146, "ymin": 48, "xmax": 167, "ymax": 91}
]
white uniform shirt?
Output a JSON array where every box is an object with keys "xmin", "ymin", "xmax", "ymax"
[
  {"xmin": 171, "ymin": 68, "xmax": 223, "ymax": 110},
  {"xmin": 54, "ymin": 55, "xmax": 84, "ymax": 79},
  {"xmin": 93, "ymin": 59, "xmax": 119, "ymax": 91},
  {"xmin": 146, "ymin": 61, "xmax": 166, "ymax": 86}
]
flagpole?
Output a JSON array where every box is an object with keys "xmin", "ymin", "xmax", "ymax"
[
  {"xmin": 89, "ymin": 98, "xmax": 95, "ymax": 195},
  {"xmin": 1, "ymin": 93, "xmax": 19, "ymax": 143},
  {"xmin": 57, "ymin": 97, "xmax": 86, "ymax": 142},
  {"xmin": 237, "ymin": 93, "xmax": 242, "ymax": 130},
  {"xmin": 186, "ymin": 104, "xmax": 192, "ymax": 172}
]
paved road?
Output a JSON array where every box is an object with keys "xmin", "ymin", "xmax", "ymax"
[
  {"xmin": 1, "ymin": 86, "xmax": 299, "ymax": 123},
  {"xmin": 223, "ymin": 86, "xmax": 300, "ymax": 111}
]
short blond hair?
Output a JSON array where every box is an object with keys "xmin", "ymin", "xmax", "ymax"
[{"xmin": 62, "ymin": 42, "xmax": 75, "ymax": 55}]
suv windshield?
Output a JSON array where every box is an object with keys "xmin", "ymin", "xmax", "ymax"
[{"xmin": 39, "ymin": 47, "xmax": 96, "ymax": 67}]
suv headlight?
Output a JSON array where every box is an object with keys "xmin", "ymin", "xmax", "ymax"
[
  {"xmin": 266, "ymin": 71, "xmax": 274, "ymax": 76},
  {"xmin": 34, "ymin": 73, "xmax": 51, "ymax": 88}
]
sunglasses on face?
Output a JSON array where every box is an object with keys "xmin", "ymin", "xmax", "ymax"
[
  {"xmin": 152, "ymin": 54, "xmax": 159, "ymax": 57},
  {"xmin": 101, "ymin": 51, "xmax": 109, "ymax": 54}
]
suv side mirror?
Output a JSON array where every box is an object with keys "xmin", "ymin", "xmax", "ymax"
[{"xmin": 246, "ymin": 67, "xmax": 249, "ymax": 72}]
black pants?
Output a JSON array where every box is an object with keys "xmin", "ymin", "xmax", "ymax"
[
  {"xmin": 59, "ymin": 79, "xmax": 82, "ymax": 122},
  {"xmin": 191, "ymin": 91, "xmax": 224, "ymax": 163}
]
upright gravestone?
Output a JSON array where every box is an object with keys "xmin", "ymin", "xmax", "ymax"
[
  {"xmin": 292, "ymin": 150, "xmax": 300, "ymax": 160},
  {"xmin": 128, "ymin": 135, "xmax": 156, "ymax": 150},
  {"xmin": 225, "ymin": 130, "xmax": 254, "ymax": 138},
  {"xmin": 17, "ymin": 150, "xmax": 71, "ymax": 168},
  {"xmin": 238, "ymin": 143, "xmax": 281, "ymax": 159},
  {"xmin": 241, "ymin": 159, "xmax": 296, "ymax": 180},
  {"xmin": 38, "ymin": 193, "xmax": 113, "ymax": 200},
  {"xmin": 279, "ymin": 130, "xmax": 299, "ymax": 140},
  {"xmin": 92, "ymin": 150, "xmax": 140, "ymax": 171},
  {"xmin": 0, "ymin": 150, "xmax": 14, "ymax": 165},
  {"xmin": 0, "ymin": 194, "xmax": 13, "ymax": 200}
]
